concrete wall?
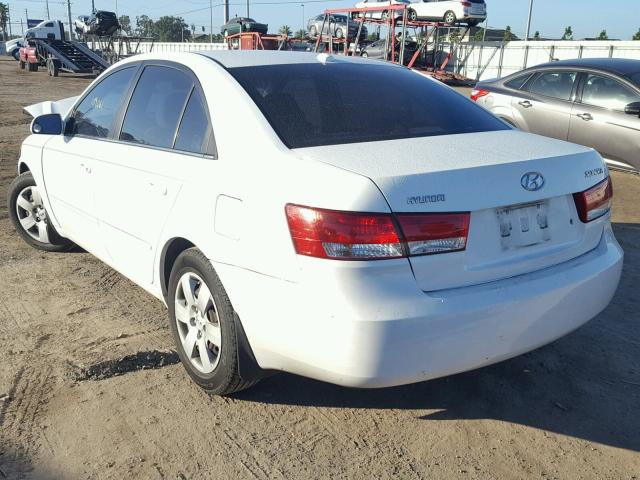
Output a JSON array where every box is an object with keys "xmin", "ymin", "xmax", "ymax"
[{"xmin": 444, "ymin": 40, "xmax": 640, "ymax": 81}]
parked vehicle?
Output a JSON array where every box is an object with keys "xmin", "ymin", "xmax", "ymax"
[
  {"xmin": 4, "ymin": 38, "xmax": 25, "ymax": 61},
  {"xmin": 408, "ymin": 0, "xmax": 487, "ymax": 25},
  {"xmin": 307, "ymin": 14, "xmax": 368, "ymax": 39},
  {"xmin": 361, "ymin": 38, "xmax": 419, "ymax": 64},
  {"xmin": 354, "ymin": 0, "xmax": 412, "ymax": 19},
  {"xmin": 221, "ymin": 17, "xmax": 268, "ymax": 37},
  {"xmin": 74, "ymin": 11, "xmax": 120, "ymax": 37},
  {"xmin": 472, "ymin": 58, "xmax": 640, "ymax": 172},
  {"xmin": 11, "ymin": 51, "xmax": 622, "ymax": 395},
  {"xmin": 24, "ymin": 20, "xmax": 65, "ymax": 40}
]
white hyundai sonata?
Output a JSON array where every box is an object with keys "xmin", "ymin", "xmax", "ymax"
[{"xmin": 9, "ymin": 51, "xmax": 623, "ymax": 395}]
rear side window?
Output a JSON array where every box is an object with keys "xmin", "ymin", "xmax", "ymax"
[
  {"xmin": 505, "ymin": 74, "xmax": 531, "ymax": 90},
  {"xmin": 120, "ymin": 65, "xmax": 193, "ymax": 148},
  {"xmin": 581, "ymin": 74, "xmax": 640, "ymax": 111},
  {"xmin": 227, "ymin": 62, "xmax": 508, "ymax": 149},
  {"xmin": 526, "ymin": 71, "xmax": 577, "ymax": 101},
  {"xmin": 70, "ymin": 67, "xmax": 136, "ymax": 138},
  {"xmin": 174, "ymin": 89, "xmax": 212, "ymax": 155}
]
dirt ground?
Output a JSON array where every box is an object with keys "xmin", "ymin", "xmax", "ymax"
[{"xmin": 0, "ymin": 55, "xmax": 639, "ymax": 480}]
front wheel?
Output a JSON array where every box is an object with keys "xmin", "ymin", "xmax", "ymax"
[
  {"xmin": 168, "ymin": 248, "xmax": 261, "ymax": 395},
  {"xmin": 444, "ymin": 10, "xmax": 457, "ymax": 25},
  {"xmin": 335, "ymin": 27, "xmax": 344, "ymax": 39},
  {"xmin": 361, "ymin": 51, "xmax": 369, "ymax": 58},
  {"xmin": 408, "ymin": 9, "xmax": 418, "ymax": 21},
  {"xmin": 8, "ymin": 172, "xmax": 74, "ymax": 252}
]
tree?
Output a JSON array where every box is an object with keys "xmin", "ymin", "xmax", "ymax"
[
  {"xmin": 503, "ymin": 25, "xmax": 514, "ymax": 42},
  {"xmin": 0, "ymin": 3, "xmax": 8, "ymax": 41},
  {"xmin": 279, "ymin": 25, "xmax": 292, "ymax": 36},
  {"xmin": 633, "ymin": 28, "xmax": 640, "ymax": 40},
  {"xmin": 449, "ymin": 29, "xmax": 462, "ymax": 44},
  {"xmin": 367, "ymin": 32, "xmax": 379, "ymax": 41},
  {"xmin": 597, "ymin": 29, "xmax": 609, "ymax": 40},
  {"xmin": 135, "ymin": 15, "xmax": 155, "ymax": 37},
  {"xmin": 154, "ymin": 16, "xmax": 191, "ymax": 42},
  {"xmin": 295, "ymin": 28, "xmax": 306, "ymax": 39},
  {"xmin": 473, "ymin": 27, "xmax": 485, "ymax": 42},
  {"xmin": 561, "ymin": 26, "xmax": 573, "ymax": 40},
  {"xmin": 118, "ymin": 15, "xmax": 132, "ymax": 35},
  {"xmin": 533, "ymin": 31, "xmax": 540, "ymax": 40}
]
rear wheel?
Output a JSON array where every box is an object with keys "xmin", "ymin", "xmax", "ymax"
[
  {"xmin": 335, "ymin": 27, "xmax": 344, "ymax": 39},
  {"xmin": 444, "ymin": 10, "xmax": 457, "ymax": 25},
  {"xmin": 408, "ymin": 9, "xmax": 418, "ymax": 21},
  {"xmin": 362, "ymin": 51, "xmax": 369, "ymax": 58},
  {"xmin": 168, "ymin": 248, "xmax": 261, "ymax": 395},
  {"xmin": 19, "ymin": 59, "xmax": 25, "ymax": 70},
  {"xmin": 27, "ymin": 62, "xmax": 38, "ymax": 72},
  {"xmin": 381, "ymin": 10, "xmax": 389, "ymax": 20},
  {"xmin": 8, "ymin": 172, "xmax": 74, "ymax": 252},
  {"xmin": 309, "ymin": 25, "xmax": 317, "ymax": 38}
]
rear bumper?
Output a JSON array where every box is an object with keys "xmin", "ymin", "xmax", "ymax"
[{"xmin": 216, "ymin": 225, "xmax": 623, "ymax": 388}]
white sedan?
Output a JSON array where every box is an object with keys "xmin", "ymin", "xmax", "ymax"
[
  {"xmin": 408, "ymin": 0, "xmax": 487, "ymax": 25},
  {"xmin": 354, "ymin": 0, "xmax": 412, "ymax": 19},
  {"xmin": 10, "ymin": 51, "xmax": 623, "ymax": 395}
]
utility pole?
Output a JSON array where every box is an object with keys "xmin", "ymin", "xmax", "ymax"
[
  {"xmin": 21, "ymin": 19, "xmax": 24, "ymax": 36},
  {"xmin": 301, "ymin": 3, "xmax": 304, "ymax": 31},
  {"xmin": 525, "ymin": 0, "xmax": 533, "ymax": 41},
  {"xmin": 7, "ymin": 4, "xmax": 12, "ymax": 37},
  {"xmin": 67, "ymin": 0, "xmax": 74, "ymax": 40},
  {"xmin": 91, "ymin": 0, "xmax": 95, "ymax": 14},
  {"xmin": 45, "ymin": 0, "xmax": 50, "ymax": 19},
  {"xmin": 246, "ymin": 0, "xmax": 249, "ymax": 17},
  {"xmin": 224, "ymin": 0, "xmax": 229, "ymax": 24},
  {"xmin": 209, "ymin": 0, "xmax": 213, "ymax": 42}
]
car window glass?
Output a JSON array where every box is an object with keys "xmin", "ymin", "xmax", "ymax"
[
  {"xmin": 505, "ymin": 74, "xmax": 531, "ymax": 90},
  {"xmin": 174, "ymin": 89, "xmax": 211, "ymax": 154},
  {"xmin": 70, "ymin": 67, "xmax": 136, "ymax": 138},
  {"xmin": 120, "ymin": 65, "xmax": 193, "ymax": 148},
  {"xmin": 581, "ymin": 74, "xmax": 640, "ymax": 111},
  {"xmin": 45, "ymin": 22, "xmax": 53, "ymax": 27},
  {"xmin": 526, "ymin": 71, "xmax": 576, "ymax": 101}
]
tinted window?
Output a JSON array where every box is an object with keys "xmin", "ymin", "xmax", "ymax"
[
  {"xmin": 70, "ymin": 67, "xmax": 135, "ymax": 138},
  {"xmin": 174, "ymin": 89, "xmax": 211, "ymax": 154},
  {"xmin": 526, "ymin": 71, "xmax": 576, "ymax": 100},
  {"xmin": 120, "ymin": 66, "xmax": 193, "ymax": 148},
  {"xmin": 581, "ymin": 74, "xmax": 640, "ymax": 111},
  {"xmin": 228, "ymin": 63, "xmax": 508, "ymax": 149},
  {"xmin": 505, "ymin": 74, "xmax": 531, "ymax": 90}
]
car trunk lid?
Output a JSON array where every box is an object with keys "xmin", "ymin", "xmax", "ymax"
[{"xmin": 293, "ymin": 130, "xmax": 608, "ymax": 291}]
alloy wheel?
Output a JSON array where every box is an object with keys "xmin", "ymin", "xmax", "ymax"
[
  {"xmin": 15, "ymin": 186, "xmax": 50, "ymax": 244},
  {"xmin": 174, "ymin": 272, "xmax": 222, "ymax": 374}
]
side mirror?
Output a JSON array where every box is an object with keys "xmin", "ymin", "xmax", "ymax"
[
  {"xmin": 31, "ymin": 113, "xmax": 63, "ymax": 135},
  {"xmin": 624, "ymin": 101, "xmax": 640, "ymax": 116}
]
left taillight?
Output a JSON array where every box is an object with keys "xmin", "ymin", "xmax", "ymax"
[
  {"xmin": 470, "ymin": 88, "xmax": 490, "ymax": 102},
  {"xmin": 573, "ymin": 176, "xmax": 613, "ymax": 223},
  {"xmin": 285, "ymin": 204, "xmax": 470, "ymax": 260}
]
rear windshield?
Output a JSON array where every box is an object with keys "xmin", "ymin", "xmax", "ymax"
[{"xmin": 227, "ymin": 62, "xmax": 508, "ymax": 149}]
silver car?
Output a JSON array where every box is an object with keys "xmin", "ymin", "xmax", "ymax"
[
  {"xmin": 307, "ymin": 14, "xmax": 367, "ymax": 39},
  {"xmin": 472, "ymin": 58, "xmax": 640, "ymax": 172}
]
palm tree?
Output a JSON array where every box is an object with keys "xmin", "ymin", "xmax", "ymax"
[
  {"xmin": 0, "ymin": 3, "xmax": 9, "ymax": 41},
  {"xmin": 295, "ymin": 28, "xmax": 306, "ymax": 39},
  {"xmin": 279, "ymin": 25, "xmax": 292, "ymax": 37}
]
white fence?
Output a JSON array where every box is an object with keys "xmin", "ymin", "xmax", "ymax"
[
  {"xmin": 136, "ymin": 42, "xmax": 227, "ymax": 53},
  {"xmin": 444, "ymin": 40, "xmax": 640, "ymax": 81}
]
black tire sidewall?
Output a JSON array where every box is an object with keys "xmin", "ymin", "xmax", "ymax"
[
  {"xmin": 167, "ymin": 249, "xmax": 240, "ymax": 394},
  {"xmin": 445, "ymin": 11, "xmax": 456, "ymax": 25},
  {"xmin": 8, "ymin": 172, "xmax": 73, "ymax": 252}
]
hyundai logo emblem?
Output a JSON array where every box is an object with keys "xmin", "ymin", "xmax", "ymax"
[{"xmin": 521, "ymin": 172, "xmax": 545, "ymax": 191}]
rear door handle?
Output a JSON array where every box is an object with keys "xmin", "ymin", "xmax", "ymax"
[
  {"xmin": 518, "ymin": 100, "xmax": 533, "ymax": 108},
  {"xmin": 79, "ymin": 162, "xmax": 91, "ymax": 174},
  {"xmin": 148, "ymin": 182, "xmax": 168, "ymax": 196},
  {"xmin": 577, "ymin": 113, "xmax": 593, "ymax": 121}
]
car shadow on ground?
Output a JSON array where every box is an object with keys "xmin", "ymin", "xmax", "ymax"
[{"xmin": 235, "ymin": 222, "xmax": 640, "ymax": 452}]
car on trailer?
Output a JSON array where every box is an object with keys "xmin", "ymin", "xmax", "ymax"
[
  {"xmin": 74, "ymin": 11, "xmax": 121, "ymax": 38},
  {"xmin": 5, "ymin": 38, "xmax": 25, "ymax": 61},
  {"xmin": 354, "ymin": 0, "xmax": 412, "ymax": 19},
  {"xmin": 472, "ymin": 58, "xmax": 640, "ymax": 172},
  {"xmin": 361, "ymin": 37, "xmax": 419, "ymax": 64},
  {"xmin": 307, "ymin": 14, "xmax": 368, "ymax": 39},
  {"xmin": 408, "ymin": 0, "xmax": 487, "ymax": 26},
  {"xmin": 10, "ymin": 51, "xmax": 622, "ymax": 396},
  {"xmin": 221, "ymin": 17, "xmax": 268, "ymax": 38}
]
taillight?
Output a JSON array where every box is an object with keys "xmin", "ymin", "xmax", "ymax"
[
  {"xmin": 461, "ymin": 1, "xmax": 472, "ymax": 6},
  {"xmin": 285, "ymin": 204, "xmax": 470, "ymax": 260},
  {"xmin": 470, "ymin": 88, "xmax": 490, "ymax": 102},
  {"xmin": 573, "ymin": 177, "xmax": 613, "ymax": 223},
  {"xmin": 396, "ymin": 213, "xmax": 470, "ymax": 256}
]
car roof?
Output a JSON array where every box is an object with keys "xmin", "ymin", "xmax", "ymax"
[
  {"xmin": 529, "ymin": 58, "xmax": 640, "ymax": 76},
  {"xmin": 198, "ymin": 50, "xmax": 380, "ymax": 68}
]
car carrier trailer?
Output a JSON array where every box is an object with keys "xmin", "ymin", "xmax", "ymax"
[{"xmin": 19, "ymin": 37, "xmax": 110, "ymax": 77}]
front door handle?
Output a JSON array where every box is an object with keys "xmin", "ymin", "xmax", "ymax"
[
  {"xmin": 518, "ymin": 100, "xmax": 533, "ymax": 108},
  {"xmin": 79, "ymin": 162, "xmax": 91, "ymax": 174},
  {"xmin": 577, "ymin": 113, "xmax": 593, "ymax": 121}
]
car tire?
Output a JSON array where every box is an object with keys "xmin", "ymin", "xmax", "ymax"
[
  {"xmin": 381, "ymin": 10, "xmax": 389, "ymax": 20},
  {"xmin": 27, "ymin": 62, "xmax": 38, "ymax": 72},
  {"xmin": 335, "ymin": 27, "xmax": 344, "ymax": 39},
  {"xmin": 168, "ymin": 248, "xmax": 262, "ymax": 395},
  {"xmin": 444, "ymin": 10, "xmax": 457, "ymax": 25},
  {"xmin": 8, "ymin": 172, "xmax": 75, "ymax": 253},
  {"xmin": 52, "ymin": 60, "xmax": 60, "ymax": 77},
  {"xmin": 408, "ymin": 9, "xmax": 418, "ymax": 21},
  {"xmin": 19, "ymin": 59, "xmax": 25, "ymax": 70},
  {"xmin": 309, "ymin": 25, "xmax": 317, "ymax": 38},
  {"xmin": 362, "ymin": 51, "xmax": 369, "ymax": 57}
]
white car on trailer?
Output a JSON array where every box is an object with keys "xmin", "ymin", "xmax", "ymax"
[{"xmin": 9, "ymin": 51, "xmax": 623, "ymax": 395}]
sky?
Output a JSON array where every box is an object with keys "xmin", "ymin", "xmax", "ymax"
[{"xmin": 4, "ymin": 0, "xmax": 640, "ymax": 40}]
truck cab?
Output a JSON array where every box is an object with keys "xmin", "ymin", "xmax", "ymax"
[{"xmin": 25, "ymin": 20, "xmax": 65, "ymax": 41}]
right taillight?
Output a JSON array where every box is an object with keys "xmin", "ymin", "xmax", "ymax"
[
  {"xmin": 285, "ymin": 204, "xmax": 470, "ymax": 260},
  {"xmin": 470, "ymin": 88, "xmax": 490, "ymax": 102},
  {"xmin": 573, "ymin": 176, "xmax": 613, "ymax": 223}
]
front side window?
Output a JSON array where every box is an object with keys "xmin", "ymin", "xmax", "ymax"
[
  {"xmin": 581, "ymin": 74, "xmax": 640, "ymax": 111},
  {"xmin": 174, "ymin": 89, "xmax": 212, "ymax": 155},
  {"xmin": 69, "ymin": 67, "xmax": 136, "ymax": 138},
  {"xmin": 526, "ymin": 71, "xmax": 577, "ymax": 101},
  {"xmin": 227, "ymin": 62, "xmax": 508, "ymax": 149},
  {"xmin": 120, "ymin": 65, "xmax": 193, "ymax": 148}
]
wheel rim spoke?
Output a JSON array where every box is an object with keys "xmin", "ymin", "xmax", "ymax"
[
  {"xmin": 19, "ymin": 214, "xmax": 36, "ymax": 230},
  {"xmin": 174, "ymin": 299, "xmax": 191, "ymax": 324},
  {"xmin": 182, "ymin": 329, "xmax": 198, "ymax": 358},
  {"xmin": 204, "ymin": 325, "xmax": 221, "ymax": 349},
  {"xmin": 197, "ymin": 337, "xmax": 213, "ymax": 371},
  {"xmin": 181, "ymin": 275, "xmax": 196, "ymax": 306},
  {"xmin": 36, "ymin": 221, "xmax": 49, "ymax": 244},
  {"xmin": 31, "ymin": 188, "xmax": 43, "ymax": 207},
  {"xmin": 16, "ymin": 195, "xmax": 33, "ymax": 211},
  {"xmin": 196, "ymin": 282, "xmax": 212, "ymax": 314}
]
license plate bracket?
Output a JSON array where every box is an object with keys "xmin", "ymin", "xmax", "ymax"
[{"xmin": 496, "ymin": 201, "xmax": 550, "ymax": 250}]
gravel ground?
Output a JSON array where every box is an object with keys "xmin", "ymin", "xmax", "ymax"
[{"xmin": 0, "ymin": 56, "xmax": 639, "ymax": 479}]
